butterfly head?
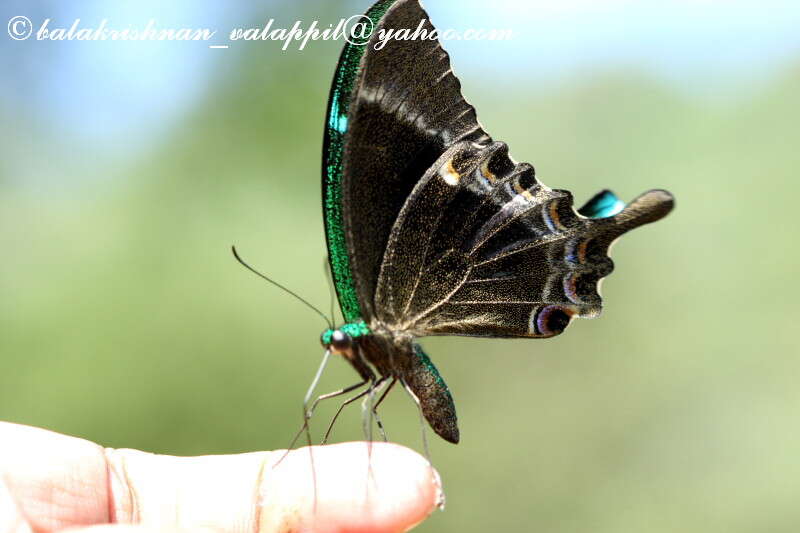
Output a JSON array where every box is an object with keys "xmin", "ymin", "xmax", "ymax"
[
  {"xmin": 320, "ymin": 320, "xmax": 371, "ymax": 355},
  {"xmin": 320, "ymin": 328, "xmax": 353, "ymax": 355}
]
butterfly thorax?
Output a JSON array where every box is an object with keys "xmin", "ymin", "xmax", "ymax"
[
  {"xmin": 319, "ymin": 320, "xmax": 412, "ymax": 377},
  {"xmin": 320, "ymin": 320, "xmax": 460, "ymax": 443}
]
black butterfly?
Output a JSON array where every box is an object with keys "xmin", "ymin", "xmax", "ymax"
[{"xmin": 314, "ymin": 0, "xmax": 674, "ymax": 445}]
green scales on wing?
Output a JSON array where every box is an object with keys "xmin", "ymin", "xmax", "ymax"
[
  {"xmin": 318, "ymin": 0, "xmax": 674, "ymax": 444},
  {"xmin": 323, "ymin": 0, "xmax": 395, "ymax": 326}
]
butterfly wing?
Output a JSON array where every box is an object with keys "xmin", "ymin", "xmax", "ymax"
[
  {"xmin": 374, "ymin": 139, "xmax": 674, "ymax": 338},
  {"xmin": 321, "ymin": 0, "xmax": 673, "ymax": 445},
  {"xmin": 323, "ymin": 0, "xmax": 491, "ymax": 323}
]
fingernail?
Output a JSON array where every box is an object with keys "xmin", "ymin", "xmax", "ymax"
[{"xmin": 431, "ymin": 465, "xmax": 445, "ymax": 511}]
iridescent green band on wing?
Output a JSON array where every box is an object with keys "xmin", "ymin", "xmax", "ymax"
[{"xmin": 322, "ymin": 0, "xmax": 395, "ymax": 323}]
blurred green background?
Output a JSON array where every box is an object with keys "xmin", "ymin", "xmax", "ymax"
[{"xmin": 2, "ymin": 0, "xmax": 799, "ymax": 531}]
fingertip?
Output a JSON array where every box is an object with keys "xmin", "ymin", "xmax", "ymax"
[{"xmin": 258, "ymin": 442, "xmax": 441, "ymax": 533}]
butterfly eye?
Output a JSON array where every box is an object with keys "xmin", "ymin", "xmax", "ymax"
[
  {"xmin": 329, "ymin": 330, "xmax": 352, "ymax": 353},
  {"xmin": 536, "ymin": 306, "xmax": 573, "ymax": 337}
]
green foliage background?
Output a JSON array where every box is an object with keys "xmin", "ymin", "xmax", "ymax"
[{"xmin": 2, "ymin": 3, "xmax": 799, "ymax": 532}]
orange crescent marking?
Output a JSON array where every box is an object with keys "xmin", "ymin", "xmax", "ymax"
[
  {"xmin": 578, "ymin": 240, "xmax": 589, "ymax": 263},
  {"xmin": 480, "ymin": 159, "xmax": 496, "ymax": 183},
  {"xmin": 549, "ymin": 201, "xmax": 564, "ymax": 230}
]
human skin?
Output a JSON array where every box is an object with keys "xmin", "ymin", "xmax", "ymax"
[{"xmin": 0, "ymin": 422, "xmax": 442, "ymax": 533}]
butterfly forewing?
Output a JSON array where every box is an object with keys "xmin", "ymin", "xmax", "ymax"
[{"xmin": 331, "ymin": 0, "xmax": 490, "ymax": 321}]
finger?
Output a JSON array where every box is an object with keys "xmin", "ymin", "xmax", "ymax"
[
  {"xmin": 0, "ymin": 423, "xmax": 442, "ymax": 533},
  {"xmin": 59, "ymin": 528, "xmax": 184, "ymax": 533},
  {"xmin": 0, "ymin": 422, "xmax": 109, "ymax": 532},
  {"xmin": 257, "ymin": 442, "xmax": 442, "ymax": 532},
  {"xmin": 0, "ymin": 473, "xmax": 34, "ymax": 533},
  {"xmin": 108, "ymin": 442, "xmax": 441, "ymax": 533}
]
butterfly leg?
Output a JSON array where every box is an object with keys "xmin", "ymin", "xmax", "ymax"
[
  {"xmin": 308, "ymin": 380, "xmax": 369, "ymax": 420},
  {"xmin": 274, "ymin": 350, "xmax": 366, "ymax": 468},
  {"xmin": 298, "ymin": 348, "xmax": 333, "ymax": 481},
  {"xmin": 276, "ymin": 349, "xmax": 334, "ymax": 507},
  {"xmin": 303, "ymin": 349, "xmax": 331, "ymax": 416},
  {"xmin": 278, "ymin": 378, "xmax": 369, "ymax": 463},
  {"xmin": 370, "ymin": 377, "xmax": 397, "ymax": 442},
  {"xmin": 321, "ymin": 376, "xmax": 383, "ymax": 444},
  {"xmin": 360, "ymin": 376, "xmax": 391, "ymax": 489},
  {"xmin": 361, "ymin": 377, "xmax": 388, "ymax": 443}
]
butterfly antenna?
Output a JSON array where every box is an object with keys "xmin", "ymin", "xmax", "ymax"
[{"xmin": 231, "ymin": 246, "xmax": 332, "ymax": 329}]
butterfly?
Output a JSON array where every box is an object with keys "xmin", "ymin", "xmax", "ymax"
[{"xmin": 313, "ymin": 0, "xmax": 674, "ymax": 445}]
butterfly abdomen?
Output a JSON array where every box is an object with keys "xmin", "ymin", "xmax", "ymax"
[
  {"xmin": 403, "ymin": 344, "xmax": 459, "ymax": 444},
  {"xmin": 356, "ymin": 329, "xmax": 459, "ymax": 443}
]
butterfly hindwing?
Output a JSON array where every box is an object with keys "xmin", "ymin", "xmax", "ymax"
[{"xmin": 375, "ymin": 140, "xmax": 674, "ymax": 338}]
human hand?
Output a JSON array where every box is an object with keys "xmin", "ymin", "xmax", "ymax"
[{"xmin": 0, "ymin": 422, "xmax": 442, "ymax": 533}]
